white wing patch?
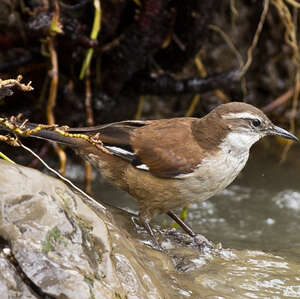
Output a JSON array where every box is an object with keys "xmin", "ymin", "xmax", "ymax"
[
  {"xmin": 174, "ymin": 165, "xmax": 200, "ymax": 179},
  {"xmin": 174, "ymin": 173, "xmax": 194, "ymax": 179},
  {"xmin": 105, "ymin": 145, "xmax": 196, "ymax": 176},
  {"xmin": 105, "ymin": 146, "xmax": 134, "ymax": 157},
  {"xmin": 136, "ymin": 164, "xmax": 150, "ymax": 171},
  {"xmin": 105, "ymin": 145, "xmax": 150, "ymax": 171}
]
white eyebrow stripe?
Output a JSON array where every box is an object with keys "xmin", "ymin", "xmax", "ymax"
[{"xmin": 222, "ymin": 112, "xmax": 259, "ymax": 119}]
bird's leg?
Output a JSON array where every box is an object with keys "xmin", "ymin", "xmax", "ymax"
[
  {"xmin": 141, "ymin": 219, "xmax": 163, "ymax": 251},
  {"xmin": 167, "ymin": 211, "xmax": 195, "ymax": 237},
  {"xmin": 139, "ymin": 209, "xmax": 164, "ymax": 250},
  {"xmin": 167, "ymin": 211, "xmax": 213, "ymax": 248}
]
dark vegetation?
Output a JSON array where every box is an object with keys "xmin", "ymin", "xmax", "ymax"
[{"xmin": 0, "ymin": 0, "xmax": 299, "ymax": 169}]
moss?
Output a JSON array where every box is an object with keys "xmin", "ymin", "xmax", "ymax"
[{"xmin": 42, "ymin": 226, "xmax": 62, "ymax": 254}]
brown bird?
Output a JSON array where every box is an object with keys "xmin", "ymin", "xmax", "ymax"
[{"xmin": 2, "ymin": 102, "xmax": 298, "ymax": 247}]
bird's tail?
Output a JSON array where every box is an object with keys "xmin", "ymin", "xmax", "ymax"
[
  {"xmin": 0, "ymin": 118, "xmax": 150, "ymax": 148},
  {"xmin": 0, "ymin": 121, "xmax": 84, "ymax": 147}
]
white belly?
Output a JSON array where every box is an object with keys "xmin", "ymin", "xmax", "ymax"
[{"xmin": 177, "ymin": 149, "xmax": 249, "ymax": 203}]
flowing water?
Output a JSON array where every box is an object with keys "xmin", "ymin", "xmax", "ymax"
[{"xmin": 88, "ymin": 140, "xmax": 300, "ymax": 298}]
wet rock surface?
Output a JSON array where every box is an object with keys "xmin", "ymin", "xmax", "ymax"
[
  {"xmin": 0, "ymin": 251, "xmax": 37, "ymax": 299},
  {"xmin": 0, "ymin": 159, "xmax": 300, "ymax": 298}
]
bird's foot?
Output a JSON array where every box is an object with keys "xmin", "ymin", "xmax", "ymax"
[
  {"xmin": 192, "ymin": 234, "xmax": 214, "ymax": 252},
  {"xmin": 139, "ymin": 218, "xmax": 164, "ymax": 251},
  {"xmin": 166, "ymin": 211, "xmax": 215, "ymax": 252},
  {"xmin": 165, "ymin": 229, "xmax": 215, "ymax": 252}
]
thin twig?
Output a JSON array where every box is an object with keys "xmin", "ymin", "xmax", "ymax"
[
  {"xmin": 208, "ymin": 25, "xmax": 244, "ymax": 69},
  {"xmin": 44, "ymin": 0, "xmax": 67, "ymax": 175},
  {"xmin": 272, "ymin": 0, "xmax": 299, "ymax": 63},
  {"xmin": 0, "ymin": 152, "xmax": 15, "ymax": 164},
  {"xmin": 80, "ymin": 0, "xmax": 101, "ymax": 79},
  {"xmin": 46, "ymin": 36, "xmax": 67, "ymax": 175},
  {"xmin": 0, "ymin": 116, "xmax": 109, "ymax": 152},
  {"xmin": 185, "ymin": 94, "xmax": 200, "ymax": 117},
  {"xmin": 239, "ymin": 0, "xmax": 270, "ymax": 78},
  {"xmin": 285, "ymin": 0, "xmax": 300, "ymax": 8},
  {"xmin": 84, "ymin": 67, "xmax": 94, "ymax": 194},
  {"xmin": 208, "ymin": 24, "xmax": 247, "ymax": 95},
  {"xmin": 84, "ymin": 68, "xmax": 94, "ymax": 126},
  {"xmin": 135, "ymin": 96, "xmax": 145, "ymax": 120},
  {"xmin": 230, "ymin": 0, "xmax": 239, "ymax": 17},
  {"xmin": 281, "ymin": 71, "xmax": 300, "ymax": 162},
  {"xmin": 272, "ymin": 0, "xmax": 300, "ymax": 161},
  {"xmin": 262, "ymin": 82, "xmax": 300, "ymax": 113},
  {"xmin": 0, "ymin": 75, "xmax": 33, "ymax": 91},
  {"xmin": 46, "ymin": 38, "xmax": 59, "ymax": 126}
]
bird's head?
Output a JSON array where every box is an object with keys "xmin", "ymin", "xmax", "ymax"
[{"xmin": 211, "ymin": 102, "xmax": 298, "ymax": 151}]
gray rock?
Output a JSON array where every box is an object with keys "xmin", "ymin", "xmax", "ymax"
[
  {"xmin": 0, "ymin": 252, "xmax": 37, "ymax": 299},
  {"xmin": 0, "ymin": 160, "xmax": 195, "ymax": 298}
]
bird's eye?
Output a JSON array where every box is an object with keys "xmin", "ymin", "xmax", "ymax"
[{"xmin": 252, "ymin": 119, "xmax": 261, "ymax": 127}]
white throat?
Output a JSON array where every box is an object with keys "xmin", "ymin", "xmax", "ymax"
[{"xmin": 222, "ymin": 131, "xmax": 261, "ymax": 153}]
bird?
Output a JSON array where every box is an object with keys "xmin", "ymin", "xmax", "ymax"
[{"xmin": 1, "ymin": 102, "xmax": 298, "ymax": 248}]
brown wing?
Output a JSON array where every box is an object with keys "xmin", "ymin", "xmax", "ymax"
[
  {"xmin": 130, "ymin": 118, "xmax": 205, "ymax": 178},
  {"xmin": 68, "ymin": 120, "xmax": 151, "ymax": 148},
  {"xmin": 71, "ymin": 118, "xmax": 206, "ymax": 178}
]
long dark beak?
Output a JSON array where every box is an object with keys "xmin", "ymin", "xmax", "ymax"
[{"xmin": 270, "ymin": 125, "xmax": 299, "ymax": 142}]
